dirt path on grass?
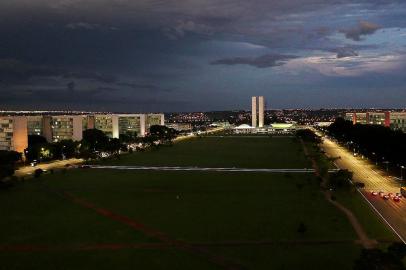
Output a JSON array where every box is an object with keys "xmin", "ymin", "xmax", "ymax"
[
  {"xmin": 62, "ymin": 191, "xmax": 245, "ymax": 270},
  {"xmin": 300, "ymin": 139, "xmax": 377, "ymax": 249}
]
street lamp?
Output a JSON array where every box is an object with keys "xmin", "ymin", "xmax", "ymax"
[
  {"xmin": 372, "ymin": 152, "xmax": 377, "ymax": 165},
  {"xmin": 401, "ymin": 166, "xmax": 405, "ymax": 180},
  {"xmin": 382, "ymin": 161, "xmax": 390, "ymax": 172}
]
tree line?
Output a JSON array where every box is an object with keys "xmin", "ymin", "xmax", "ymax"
[
  {"xmin": 327, "ymin": 118, "xmax": 406, "ymax": 169},
  {"xmin": 0, "ymin": 125, "xmax": 178, "ymax": 182}
]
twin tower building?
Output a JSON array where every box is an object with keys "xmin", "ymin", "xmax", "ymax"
[{"xmin": 251, "ymin": 96, "xmax": 265, "ymax": 128}]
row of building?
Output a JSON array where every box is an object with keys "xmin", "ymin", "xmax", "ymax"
[
  {"xmin": 0, "ymin": 114, "xmax": 164, "ymax": 153},
  {"xmin": 344, "ymin": 112, "xmax": 406, "ymax": 132}
]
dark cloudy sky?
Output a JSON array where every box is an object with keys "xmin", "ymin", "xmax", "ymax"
[{"xmin": 1, "ymin": 0, "xmax": 406, "ymax": 112}]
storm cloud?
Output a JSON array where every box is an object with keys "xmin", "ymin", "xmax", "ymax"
[
  {"xmin": 210, "ymin": 54, "xmax": 298, "ymax": 68},
  {"xmin": 0, "ymin": 0, "xmax": 405, "ymax": 111},
  {"xmin": 334, "ymin": 48, "xmax": 359, "ymax": 58},
  {"xmin": 340, "ymin": 21, "xmax": 381, "ymax": 41}
]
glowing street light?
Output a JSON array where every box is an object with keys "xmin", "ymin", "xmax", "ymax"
[{"xmin": 382, "ymin": 161, "xmax": 390, "ymax": 172}]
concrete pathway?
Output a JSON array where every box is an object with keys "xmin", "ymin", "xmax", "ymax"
[{"xmin": 87, "ymin": 165, "xmax": 339, "ymax": 173}]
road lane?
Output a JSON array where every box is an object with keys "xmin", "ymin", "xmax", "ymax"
[
  {"xmin": 15, "ymin": 158, "xmax": 83, "ymax": 177},
  {"xmin": 319, "ymin": 134, "xmax": 406, "ymax": 243}
]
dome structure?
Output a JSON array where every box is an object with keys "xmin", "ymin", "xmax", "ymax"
[{"xmin": 234, "ymin": 124, "xmax": 255, "ymax": 129}]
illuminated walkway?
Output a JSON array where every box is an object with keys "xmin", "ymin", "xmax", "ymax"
[
  {"xmin": 16, "ymin": 158, "xmax": 83, "ymax": 177},
  {"xmin": 88, "ymin": 165, "xmax": 339, "ymax": 173}
]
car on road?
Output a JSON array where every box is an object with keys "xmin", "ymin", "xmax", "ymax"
[
  {"xmin": 371, "ymin": 191, "xmax": 378, "ymax": 196},
  {"xmin": 378, "ymin": 191, "xmax": 385, "ymax": 197},
  {"xmin": 383, "ymin": 194, "xmax": 390, "ymax": 200},
  {"xmin": 396, "ymin": 193, "xmax": 402, "ymax": 198},
  {"xmin": 388, "ymin": 193, "xmax": 395, "ymax": 198},
  {"xmin": 394, "ymin": 196, "xmax": 401, "ymax": 202}
]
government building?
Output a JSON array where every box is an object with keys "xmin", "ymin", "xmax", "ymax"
[
  {"xmin": 234, "ymin": 96, "xmax": 297, "ymax": 134},
  {"xmin": 344, "ymin": 111, "xmax": 406, "ymax": 132},
  {"xmin": 0, "ymin": 113, "xmax": 164, "ymax": 153}
]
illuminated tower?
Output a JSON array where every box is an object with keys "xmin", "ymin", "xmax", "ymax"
[
  {"xmin": 251, "ymin": 96, "xmax": 257, "ymax": 127},
  {"xmin": 258, "ymin": 96, "xmax": 264, "ymax": 128}
]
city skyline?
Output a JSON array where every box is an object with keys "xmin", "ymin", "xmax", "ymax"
[{"xmin": 1, "ymin": 1, "xmax": 406, "ymax": 112}]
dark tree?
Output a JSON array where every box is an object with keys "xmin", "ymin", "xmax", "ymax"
[
  {"xmin": 82, "ymin": 129, "xmax": 109, "ymax": 152},
  {"xmin": 149, "ymin": 125, "xmax": 178, "ymax": 143},
  {"xmin": 296, "ymin": 129, "xmax": 321, "ymax": 144},
  {"xmin": 25, "ymin": 135, "xmax": 51, "ymax": 162},
  {"xmin": 142, "ymin": 134, "xmax": 159, "ymax": 147},
  {"xmin": 0, "ymin": 150, "xmax": 22, "ymax": 180},
  {"xmin": 328, "ymin": 118, "xmax": 406, "ymax": 174},
  {"xmin": 28, "ymin": 135, "xmax": 47, "ymax": 147},
  {"xmin": 297, "ymin": 222, "xmax": 307, "ymax": 234},
  {"xmin": 52, "ymin": 140, "xmax": 78, "ymax": 159},
  {"xmin": 106, "ymin": 138, "xmax": 122, "ymax": 155},
  {"xmin": 34, "ymin": 168, "xmax": 43, "ymax": 178},
  {"xmin": 329, "ymin": 169, "xmax": 353, "ymax": 189},
  {"xmin": 119, "ymin": 131, "xmax": 138, "ymax": 143}
]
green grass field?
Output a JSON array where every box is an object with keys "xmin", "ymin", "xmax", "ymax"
[
  {"xmin": 101, "ymin": 136, "xmax": 311, "ymax": 168},
  {"xmin": 335, "ymin": 190, "xmax": 397, "ymax": 241},
  {"xmin": 0, "ymin": 136, "xmax": 395, "ymax": 269}
]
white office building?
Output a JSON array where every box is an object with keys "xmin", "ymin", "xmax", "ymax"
[{"xmin": 0, "ymin": 116, "xmax": 28, "ymax": 153}]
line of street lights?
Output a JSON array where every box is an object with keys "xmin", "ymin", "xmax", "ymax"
[{"xmin": 342, "ymin": 139, "xmax": 405, "ymax": 186}]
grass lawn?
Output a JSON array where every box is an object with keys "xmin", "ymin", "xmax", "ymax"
[
  {"xmin": 101, "ymin": 136, "xmax": 311, "ymax": 168},
  {"xmin": 0, "ymin": 169, "xmax": 359, "ymax": 270},
  {"xmin": 211, "ymin": 244, "xmax": 361, "ymax": 269},
  {"xmin": 0, "ymin": 179, "xmax": 153, "ymax": 246},
  {"xmin": 0, "ymin": 136, "xmax": 396, "ymax": 269},
  {"xmin": 43, "ymin": 170, "xmax": 357, "ymax": 242},
  {"xmin": 0, "ymin": 249, "xmax": 220, "ymax": 270},
  {"xmin": 335, "ymin": 190, "xmax": 398, "ymax": 241}
]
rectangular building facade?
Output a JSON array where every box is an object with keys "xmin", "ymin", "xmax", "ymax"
[
  {"xmin": 251, "ymin": 96, "xmax": 257, "ymax": 127},
  {"xmin": 93, "ymin": 115, "xmax": 119, "ymax": 138},
  {"xmin": 166, "ymin": 123, "xmax": 192, "ymax": 131},
  {"xmin": 344, "ymin": 112, "xmax": 368, "ymax": 125},
  {"xmin": 50, "ymin": 115, "xmax": 83, "ymax": 142},
  {"xmin": 344, "ymin": 111, "xmax": 406, "ymax": 133},
  {"xmin": 258, "ymin": 96, "xmax": 264, "ymax": 128},
  {"xmin": 145, "ymin": 114, "xmax": 165, "ymax": 133},
  {"xmin": 368, "ymin": 112, "xmax": 386, "ymax": 125},
  {"xmin": 344, "ymin": 113, "xmax": 353, "ymax": 123},
  {"xmin": 27, "ymin": 116, "xmax": 43, "ymax": 136},
  {"xmin": 118, "ymin": 114, "xmax": 146, "ymax": 137},
  {"xmin": 0, "ymin": 116, "xmax": 28, "ymax": 153},
  {"xmin": 86, "ymin": 114, "xmax": 164, "ymax": 138},
  {"xmin": 389, "ymin": 112, "xmax": 406, "ymax": 132},
  {"xmin": 0, "ymin": 113, "xmax": 166, "ymax": 151}
]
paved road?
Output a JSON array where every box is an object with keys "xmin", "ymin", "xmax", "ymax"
[
  {"xmin": 174, "ymin": 127, "xmax": 225, "ymax": 142},
  {"xmin": 15, "ymin": 158, "xmax": 83, "ymax": 177},
  {"xmin": 318, "ymin": 133, "xmax": 406, "ymax": 243},
  {"xmin": 88, "ymin": 165, "xmax": 339, "ymax": 173}
]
